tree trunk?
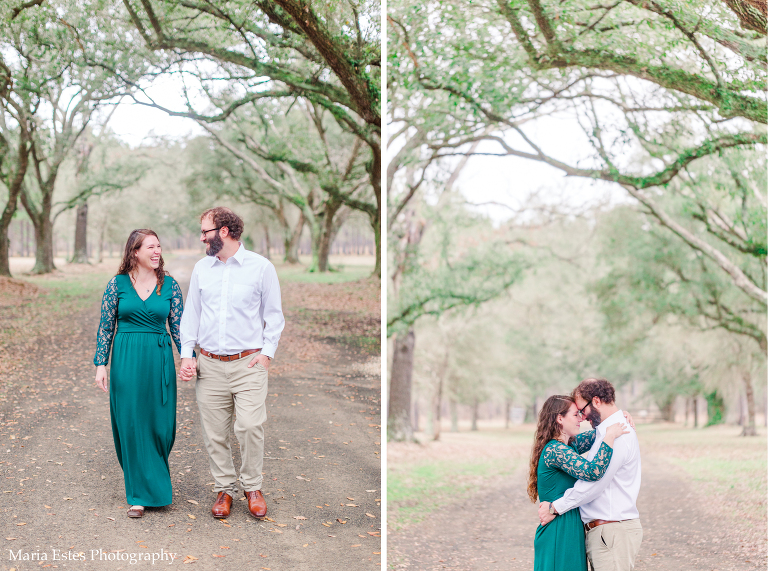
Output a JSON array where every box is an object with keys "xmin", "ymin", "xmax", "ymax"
[
  {"xmin": 432, "ymin": 374, "xmax": 443, "ymax": 441},
  {"xmin": 471, "ymin": 398, "xmax": 479, "ymax": 431},
  {"xmin": 317, "ymin": 199, "xmax": 342, "ymax": 273},
  {"xmin": 0, "ymin": 136, "xmax": 30, "ymax": 277},
  {"xmin": 425, "ymin": 399, "xmax": 433, "ymax": 437},
  {"xmin": 450, "ymin": 399, "xmax": 458, "ymax": 432},
  {"xmin": 527, "ymin": 397, "xmax": 538, "ymax": 423},
  {"xmin": 71, "ymin": 201, "xmax": 89, "ymax": 263},
  {"xmin": 741, "ymin": 368, "xmax": 757, "ymax": 436},
  {"xmin": 0, "ymin": 214, "xmax": 14, "ymax": 277},
  {"xmin": 262, "ymin": 222, "xmax": 271, "ymax": 259},
  {"xmin": 505, "ymin": 399, "xmax": 511, "ymax": 429},
  {"xmin": 22, "ymin": 177, "xmax": 57, "ymax": 275},
  {"xmin": 306, "ymin": 212, "xmax": 322, "ymax": 273},
  {"xmin": 693, "ymin": 396, "xmax": 698, "ymax": 428},
  {"xmin": 738, "ymin": 392, "xmax": 745, "ymax": 427},
  {"xmin": 412, "ymin": 400, "xmax": 420, "ymax": 433},
  {"xmin": 95, "ymin": 219, "xmax": 106, "ymax": 264},
  {"xmin": 284, "ymin": 211, "xmax": 304, "ymax": 264},
  {"xmin": 655, "ymin": 394, "xmax": 676, "ymax": 422},
  {"xmin": 370, "ymin": 209, "xmax": 381, "ymax": 279},
  {"xmin": 369, "ymin": 138, "xmax": 381, "ymax": 278},
  {"xmin": 317, "ymin": 227, "xmax": 332, "ymax": 272},
  {"xmin": 722, "ymin": 0, "xmax": 767, "ymax": 34},
  {"xmin": 30, "ymin": 215, "xmax": 56, "ymax": 274},
  {"xmin": 388, "ymin": 328, "xmax": 416, "ymax": 442}
]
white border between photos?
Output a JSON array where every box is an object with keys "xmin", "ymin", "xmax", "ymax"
[{"xmin": 380, "ymin": 0, "xmax": 388, "ymax": 565}]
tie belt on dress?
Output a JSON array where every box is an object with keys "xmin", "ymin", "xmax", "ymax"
[
  {"xmin": 585, "ymin": 519, "xmax": 622, "ymax": 531},
  {"xmin": 116, "ymin": 327, "xmax": 173, "ymax": 406},
  {"xmin": 200, "ymin": 348, "xmax": 261, "ymax": 361}
]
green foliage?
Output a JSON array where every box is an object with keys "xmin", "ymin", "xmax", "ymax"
[
  {"xmin": 407, "ymin": 200, "xmax": 764, "ymax": 416},
  {"xmin": 184, "ymin": 97, "xmax": 375, "ymax": 272},
  {"xmin": 388, "ymin": 192, "xmax": 528, "ymax": 335},
  {"xmin": 389, "ymin": 0, "xmax": 767, "ymax": 314},
  {"xmin": 705, "ymin": 390, "xmax": 726, "ymax": 426},
  {"xmin": 592, "ymin": 200, "xmax": 765, "ymax": 352}
]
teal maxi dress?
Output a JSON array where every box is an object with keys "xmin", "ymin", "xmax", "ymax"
[
  {"xmin": 533, "ymin": 431, "xmax": 613, "ymax": 571},
  {"xmin": 94, "ymin": 274, "xmax": 183, "ymax": 507}
]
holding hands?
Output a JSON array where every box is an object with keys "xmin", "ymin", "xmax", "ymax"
[
  {"xmin": 180, "ymin": 357, "xmax": 197, "ymax": 382},
  {"xmin": 178, "ymin": 353, "xmax": 269, "ymax": 383}
]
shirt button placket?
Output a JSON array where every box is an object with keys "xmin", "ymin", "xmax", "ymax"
[{"xmin": 219, "ymin": 265, "xmax": 229, "ymax": 353}]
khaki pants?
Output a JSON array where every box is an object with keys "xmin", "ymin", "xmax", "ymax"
[
  {"xmin": 586, "ymin": 519, "xmax": 643, "ymax": 571},
  {"xmin": 196, "ymin": 353, "xmax": 268, "ymax": 497}
]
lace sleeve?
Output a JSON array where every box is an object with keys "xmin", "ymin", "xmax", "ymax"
[
  {"xmin": 543, "ymin": 441, "xmax": 613, "ymax": 482},
  {"xmin": 94, "ymin": 277, "xmax": 118, "ymax": 366},
  {"xmin": 168, "ymin": 278, "xmax": 184, "ymax": 355},
  {"xmin": 570, "ymin": 429, "xmax": 597, "ymax": 454}
]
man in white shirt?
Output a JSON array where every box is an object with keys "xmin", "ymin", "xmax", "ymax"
[
  {"xmin": 538, "ymin": 378, "xmax": 643, "ymax": 571},
  {"xmin": 179, "ymin": 207, "xmax": 285, "ymax": 520}
]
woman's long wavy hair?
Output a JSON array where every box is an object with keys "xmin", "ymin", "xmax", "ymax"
[
  {"xmin": 117, "ymin": 229, "xmax": 167, "ymax": 295},
  {"xmin": 527, "ymin": 395, "xmax": 575, "ymax": 503}
]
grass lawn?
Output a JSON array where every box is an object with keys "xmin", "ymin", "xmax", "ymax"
[
  {"xmin": 1, "ymin": 264, "xmax": 116, "ymax": 340},
  {"xmin": 388, "ymin": 456, "xmax": 515, "ymax": 531},
  {"xmin": 387, "ymin": 428, "xmax": 533, "ymax": 531},
  {"xmin": 636, "ymin": 423, "xmax": 767, "ymax": 515},
  {"xmin": 275, "ymin": 262, "xmax": 374, "ymax": 283}
]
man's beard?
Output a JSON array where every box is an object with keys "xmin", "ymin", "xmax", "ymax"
[
  {"xmin": 586, "ymin": 408, "xmax": 602, "ymax": 428},
  {"xmin": 205, "ymin": 234, "xmax": 224, "ymax": 257}
]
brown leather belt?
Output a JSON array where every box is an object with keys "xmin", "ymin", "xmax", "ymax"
[
  {"xmin": 585, "ymin": 519, "xmax": 620, "ymax": 531},
  {"xmin": 201, "ymin": 348, "xmax": 260, "ymax": 362}
]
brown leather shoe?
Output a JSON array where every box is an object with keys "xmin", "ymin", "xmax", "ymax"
[
  {"xmin": 244, "ymin": 490, "xmax": 267, "ymax": 518},
  {"xmin": 127, "ymin": 506, "xmax": 144, "ymax": 518},
  {"xmin": 211, "ymin": 492, "xmax": 232, "ymax": 519}
]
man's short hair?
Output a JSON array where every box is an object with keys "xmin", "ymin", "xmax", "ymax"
[
  {"xmin": 201, "ymin": 207, "xmax": 244, "ymax": 240},
  {"xmin": 573, "ymin": 377, "xmax": 616, "ymax": 405}
]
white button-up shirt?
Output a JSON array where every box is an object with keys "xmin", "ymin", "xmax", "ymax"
[
  {"xmin": 180, "ymin": 244, "xmax": 284, "ymax": 359},
  {"xmin": 552, "ymin": 409, "xmax": 642, "ymax": 523}
]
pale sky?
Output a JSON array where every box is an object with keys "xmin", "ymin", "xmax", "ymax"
[
  {"xmin": 107, "ymin": 74, "xmax": 207, "ymax": 147},
  {"xmin": 448, "ymin": 113, "xmax": 633, "ymax": 222}
]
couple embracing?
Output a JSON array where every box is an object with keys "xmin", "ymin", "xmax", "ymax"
[
  {"xmin": 530, "ymin": 378, "xmax": 643, "ymax": 571},
  {"xmin": 93, "ymin": 206, "xmax": 284, "ymax": 519}
]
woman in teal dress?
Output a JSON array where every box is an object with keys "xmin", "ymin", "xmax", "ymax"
[
  {"xmin": 528, "ymin": 395, "xmax": 628, "ymax": 571},
  {"xmin": 94, "ymin": 229, "xmax": 184, "ymax": 518}
]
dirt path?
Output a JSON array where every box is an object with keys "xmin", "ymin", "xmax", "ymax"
[
  {"xmin": 388, "ymin": 448, "xmax": 764, "ymax": 571},
  {"xmin": 1, "ymin": 255, "xmax": 381, "ymax": 570}
]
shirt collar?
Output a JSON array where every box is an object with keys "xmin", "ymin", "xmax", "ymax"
[
  {"xmin": 596, "ymin": 409, "xmax": 625, "ymax": 435},
  {"xmin": 231, "ymin": 243, "xmax": 246, "ymax": 265},
  {"xmin": 209, "ymin": 242, "xmax": 245, "ymax": 267}
]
